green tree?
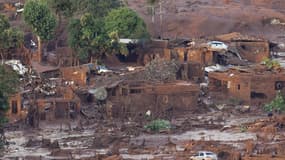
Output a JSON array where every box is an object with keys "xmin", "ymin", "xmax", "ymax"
[
  {"xmin": 23, "ymin": 0, "xmax": 56, "ymax": 62},
  {"xmin": 75, "ymin": 0, "xmax": 122, "ymax": 17},
  {"xmin": 0, "ymin": 14, "xmax": 9, "ymax": 32},
  {"xmin": 0, "ymin": 15, "xmax": 23, "ymax": 64},
  {"xmin": 68, "ymin": 14, "xmax": 111, "ymax": 62},
  {"xmin": 47, "ymin": 0, "xmax": 75, "ymax": 48},
  {"xmin": 0, "ymin": 65, "xmax": 19, "ymax": 148},
  {"xmin": 105, "ymin": 7, "xmax": 149, "ymax": 39},
  {"xmin": 68, "ymin": 13, "xmax": 130, "ymax": 62},
  {"xmin": 47, "ymin": 0, "xmax": 74, "ymax": 17}
]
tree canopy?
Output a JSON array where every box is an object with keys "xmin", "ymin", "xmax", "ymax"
[
  {"xmin": 24, "ymin": 0, "xmax": 57, "ymax": 61},
  {"xmin": 47, "ymin": 0, "xmax": 75, "ymax": 17},
  {"xmin": 0, "ymin": 14, "xmax": 9, "ymax": 32},
  {"xmin": 24, "ymin": 0, "xmax": 57, "ymax": 41},
  {"xmin": 0, "ymin": 64, "xmax": 19, "ymax": 147},
  {"xmin": 0, "ymin": 65, "xmax": 19, "ymax": 119},
  {"xmin": 105, "ymin": 7, "xmax": 149, "ymax": 39},
  {"xmin": 68, "ymin": 2, "xmax": 149, "ymax": 62},
  {"xmin": 0, "ymin": 14, "xmax": 23, "ymax": 63},
  {"xmin": 68, "ymin": 13, "xmax": 121, "ymax": 62},
  {"xmin": 68, "ymin": 14, "xmax": 105, "ymax": 61},
  {"xmin": 75, "ymin": 0, "xmax": 122, "ymax": 17}
]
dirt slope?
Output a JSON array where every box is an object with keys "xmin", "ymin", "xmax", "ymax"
[{"xmin": 128, "ymin": 0, "xmax": 285, "ymax": 42}]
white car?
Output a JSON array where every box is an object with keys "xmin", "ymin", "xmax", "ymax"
[
  {"xmin": 205, "ymin": 41, "xmax": 228, "ymax": 52},
  {"xmin": 190, "ymin": 151, "xmax": 218, "ymax": 160},
  {"xmin": 95, "ymin": 65, "xmax": 112, "ymax": 74}
]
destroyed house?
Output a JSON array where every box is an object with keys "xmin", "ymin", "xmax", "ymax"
[
  {"xmin": 37, "ymin": 98, "xmax": 80, "ymax": 121},
  {"xmin": 60, "ymin": 65, "xmax": 91, "ymax": 86},
  {"xmin": 186, "ymin": 48, "xmax": 214, "ymax": 66},
  {"xmin": 7, "ymin": 92, "xmax": 27, "ymax": 122},
  {"xmin": 36, "ymin": 87, "xmax": 81, "ymax": 121},
  {"xmin": 142, "ymin": 38, "xmax": 218, "ymax": 66},
  {"xmin": 215, "ymin": 32, "xmax": 270, "ymax": 63},
  {"xmin": 178, "ymin": 62, "xmax": 204, "ymax": 82},
  {"xmin": 143, "ymin": 46, "xmax": 215, "ymax": 66},
  {"xmin": 230, "ymin": 39, "xmax": 270, "ymax": 63},
  {"xmin": 208, "ymin": 66, "xmax": 285, "ymax": 104},
  {"xmin": 107, "ymin": 80, "xmax": 199, "ymax": 118}
]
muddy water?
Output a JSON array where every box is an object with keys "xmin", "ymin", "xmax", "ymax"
[
  {"xmin": 3, "ymin": 123, "xmax": 97, "ymax": 159},
  {"xmin": 130, "ymin": 129, "xmax": 256, "ymax": 147},
  {"xmin": 2, "ymin": 114, "xmax": 261, "ymax": 159}
]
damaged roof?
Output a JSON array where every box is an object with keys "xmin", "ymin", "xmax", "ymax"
[{"xmin": 213, "ymin": 32, "xmax": 267, "ymax": 42}]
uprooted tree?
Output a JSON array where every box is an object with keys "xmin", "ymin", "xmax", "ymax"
[
  {"xmin": 0, "ymin": 14, "xmax": 23, "ymax": 64},
  {"xmin": 24, "ymin": 0, "xmax": 56, "ymax": 62},
  {"xmin": 0, "ymin": 65, "xmax": 19, "ymax": 148}
]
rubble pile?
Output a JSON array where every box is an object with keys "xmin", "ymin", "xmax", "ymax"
[{"xmin": 143, "ymin": 58, "xmax": 180, "ymax": 82}]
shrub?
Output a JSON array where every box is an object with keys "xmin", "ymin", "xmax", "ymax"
[
  {"xmin": 144, "ymin": 119, "xmax": 171, "ymax": 132},
  {"xmin": 264, "ymin": 91, "xmax": 285, "ymax": 113},
  {"xmin": 262, "ymin": 58, "xmax": 281, "ymax": 71}
]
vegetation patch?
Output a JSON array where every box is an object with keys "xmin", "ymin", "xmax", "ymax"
[{"xmin": 144, "ymin": 119, "xmax": 171, "ymax": 132}]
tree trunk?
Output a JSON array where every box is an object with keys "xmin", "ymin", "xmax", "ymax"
[
  {"xmin": 151, "ymin": 6, "xmax": 155, "ymax": 23},
  {"xmin": 55, "ymin": 13, "xmax": 62, "ymax": 49},
  {"xmin": 37, "ymin": 36, "xmax": 42, "ymax": 63},
  {"xmin": 0, "ymin": 51, "xmax": 4, "ymax": 65}
]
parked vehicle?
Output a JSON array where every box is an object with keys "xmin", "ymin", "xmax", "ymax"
[
  {"xmin": 204, "ymin": 41, "xmax": 228, "ymax": 52},
  {"xmin": 95, "ymin": 65, "xmax": 113, "ymax": 75},
  {"xmin": 190, "ymin": 151, "xmax": 218, "ymax": 160}
]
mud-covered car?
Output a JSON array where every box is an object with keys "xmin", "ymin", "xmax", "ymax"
[
  {"xmin": 190, "ymin": 151, "xmax": 218, "ymax": 160},
  {"xmin": 202, "ymin": 41, "xmax": 228, "ymax": 52}
]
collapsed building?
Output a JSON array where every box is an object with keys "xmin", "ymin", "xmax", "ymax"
[
  {"xmin": 36, "ymin": 86, "xmax": 80, "ymax": 122},
  {"xmin": 142, "ymin": 39, "xmax": 216, "ymax": 66},
  {"xmin": 208, "ymin": 65, "xmax": 285, "ymax": 104},
  {"xmin": 60, "ymin": 64, "xmax": 92, "ymax": 86},
  {"xmin": 215, "ymin": 32, "xmax": 270, "ymax": 63},
  {"xmin": 7, "ymin": 93, "xmax": 27, "ymax": 122}
]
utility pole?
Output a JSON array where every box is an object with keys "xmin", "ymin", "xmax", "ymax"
[{"xmin": 157, "ymin": 0, "xmax": 165, "ymax": 38}]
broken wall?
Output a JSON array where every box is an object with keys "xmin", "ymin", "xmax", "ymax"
[
  {"xmin": 37, "ymin": 98, "xmax": 80, "ymax": 121},
  {"xmin": 250, "ymin": 74, "xmax": 285, "ymax": 104},
  {"xmin": 209, "ymin": 71, "xmax": 252, "ymax": 103},
  {"xmin": 178, "ymin": 62, "xmax": 204, "ymax": 82},
  {"xmin": 60, "ymin": 65, "xmax": 89, "ymax": 86},
  {"xmin": 233, "ymin": 41, "xmax": 270, "ymax": 63},
  {"xmin": 56, "ymin": 47, "xmax": 74, "ymax": 67},
  {"xmin": 7, "ymin": 93, "xmax": 27, "ymax": 122},
  {"xmin": 108, "ymin": 81, "xmax": 199, "ymax": 119},
  {"xmin": 187, "ymin": 49, "xmax": 213, "ymax": 66},
  {"xmin": 209, "ymin": 68, "xmax": 285, "ymax": 104}
]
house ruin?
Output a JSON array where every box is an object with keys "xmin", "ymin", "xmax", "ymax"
[
  {"xmin": 106, "ymin": 80, "xmax": 200, "ymax": 119},
  {"xmin": 215, "ymin": 32, "xmax": 270, "ymax": 63},
  {"xmin": 7, "ymin": 93, "xmax": 27, "ymax": 122},
  {"xmin": 208, "ymin": 65, "xmax": 285, "ymax": 104}
]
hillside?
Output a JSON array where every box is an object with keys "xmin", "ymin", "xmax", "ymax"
[{"xmin": 128, "ymin": 0, "xmax": 285, "ymax": 42}]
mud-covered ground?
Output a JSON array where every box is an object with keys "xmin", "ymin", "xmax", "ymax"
[
  {"xmin": 3, "ymin": 105, "xmax": 283, "ymax": 160},
  {"xmin": 128, "ymin": 0, "xmax": 285, "ymax": 43}
]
